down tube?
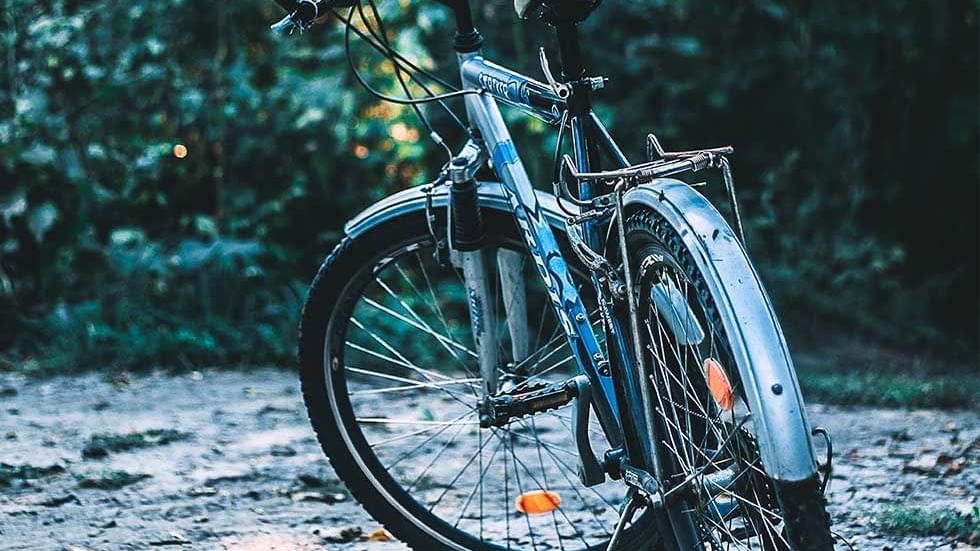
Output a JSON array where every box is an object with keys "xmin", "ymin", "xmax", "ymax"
[{"xmin": 462, "ymin": 97, "xmax": 622, "ymax": 446}]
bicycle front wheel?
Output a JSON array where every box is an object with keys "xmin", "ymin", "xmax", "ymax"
[{"xmin": 299, "ymin": 207, "xmax": 663, "ymax": 551}]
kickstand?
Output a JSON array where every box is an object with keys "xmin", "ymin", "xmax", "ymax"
[{"xmin": 606, "ymin": 488, "xmax": 643, "ymax": 551}]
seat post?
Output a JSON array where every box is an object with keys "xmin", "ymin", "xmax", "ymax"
[
  {"xmin": 555, "ymin": 14, "xmax": 602, "ymax": 243},
  {"xmin": 555, "ymin": 16, "xmax": 586, "ymax": 88}
]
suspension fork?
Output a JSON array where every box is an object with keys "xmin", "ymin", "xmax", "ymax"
[{"xmin": 448, "ymin": 141, "xmax": 500, "ymax": 397}]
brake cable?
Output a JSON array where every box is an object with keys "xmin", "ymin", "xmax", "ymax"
[
  {"xmin": 355, "ymin": 0, "xmax": 470, "ymax": 158},
  {"xmin": 342, "ymin": 7, "xmax": 482, "ymax": 106}
]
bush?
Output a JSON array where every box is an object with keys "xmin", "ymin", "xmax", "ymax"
[{"xmin": 1, "ymin": 0, "xmax": 976, "ymax": 372}]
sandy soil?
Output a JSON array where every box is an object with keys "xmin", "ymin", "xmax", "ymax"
[{"xmin": 0, "ymin": 368, "xmax": 976, "ymax": 550}]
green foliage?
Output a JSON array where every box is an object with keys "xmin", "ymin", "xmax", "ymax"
[
  {"xmin": 0, "ymin": 0, "xmax": 976, "ymax": 372},
  {"xmin": 799, "ymin": 371, "xmax": 980, "ymax": 409},
  {"xmin": 0, "ymin": 463, "xmax": 65, "ymax": 488},
  {"xmin": 876, "ymin": 505, "xmax": 980, "ymax": 544}
]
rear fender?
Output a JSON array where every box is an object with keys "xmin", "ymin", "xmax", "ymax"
[{"xmin": 625, "ymin": 178, "xmax": 818, "ymax": 482}]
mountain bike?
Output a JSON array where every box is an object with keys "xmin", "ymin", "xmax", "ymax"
[{"xmin": 271, "ymin": 0, "xmax": 836, "ymax": 549}]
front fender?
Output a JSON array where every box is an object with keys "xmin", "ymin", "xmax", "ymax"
[
  {"xmin": 625, "ymin": 179, "xmax": 817, "ymax": 482},
  {"xmin": 345, "ymin": 182, "xmax": 571, "ymax": 238}
]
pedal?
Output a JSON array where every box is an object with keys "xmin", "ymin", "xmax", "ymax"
[{"xmin": 478, "ymin": 379, "xmax": 576, "ymax": 428}]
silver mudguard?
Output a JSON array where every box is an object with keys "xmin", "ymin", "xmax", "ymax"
[
  {"xmin": 344, "ymin": 181, "xmax": 571, "ymax": 238},
  {"xmin": 625, "ymin": 179, "xmax": 817, "ymax": 482},
  {"xmin": 345, "ymin": 179, "xmax": 818, "ymax": 482}
]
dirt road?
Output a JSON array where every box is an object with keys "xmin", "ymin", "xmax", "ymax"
[{"xmin": 1, "ymin": 368, "xmax": 976, "ymax": 550}]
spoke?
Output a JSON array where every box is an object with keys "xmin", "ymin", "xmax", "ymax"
[
  {"xmin": 530, "ymin": 417, "xmax": 566, "ymax": 551},
  {"xmin": 546, "ymin": 410, "xmax": 611, "ymax": 442},
  {"xmin": 397, "ymin": 257, "xmax": 461, "ymax": 355},
  {"xmin": 369, "ymin": 418, "xmax": 469, "ymax": 448},
  {"xmin": 407, "ymin": 419, "xmax": 473, "ymax": 494},
  {"xmin": 346, "ymin": 366, "xmax": 474, "ymax": 393},
  {"xmin": 357, "ymin": 417, "xmax": 479, "ymax": 426},
  {"xmin": 347, "ymin": 328, "xmax": 476, "ymax": 409},
  {"xmin": 488, "ymin": 428, "xmax": 596, "ymax": 548},
  {"xmin": 512, "ymin": 330, "xmax": 567, "ymax": 376},
  {"xmin": 427, "ymin": 429, "xmax": 500, "ymax": 514},
  {"xmin": 506, "ymin": 427, "xmax": 540, "ymax": 551},
  {"xmin": 343, "ymin": 355, "xmax": 473, "ymax": 409},
  {"xmin": 647, "ymin": 314, "xmax": 693, "ymax": 474},
  {"xmin": 346, "ymin": 325, "xmax": 451, "ymax": 384},
  {"xmin": 512, "ymin": 418, "xmax": 621, "ymax": 515},
  {"xmin": 372, "ymin": 275, "xmax": 483, "ymax": 387},
  {"xmin": 415, "ymin": 252, "xmax": 462, "ymax": 356},
  {"xmin": 506, "ymin": 429, "xmax": 579, "ymax": 457},
  {"xmin": 382, "ymin": 411, "xmax": 476, "ymax": 464},
  {"xmin": 719, "ymin": 490, "xmax": 791, "ymax": 547},
  {"xmin": 349, "ymin": 377, "xmax": 481, "ymax": 396},
  {"xmin": 514, "ymin": 355, "xmax": 577, "ymax": 392},
  {"xmin": 700, "ymin": 513, "xmax": 753, "ymax": 551},
  {"xmin": 362, "ymin": 296, "xmax": 478, "ymax": 361},
  {"xmin": 453, "ymin": 436, "xmax": 505, "ymax": 529}
]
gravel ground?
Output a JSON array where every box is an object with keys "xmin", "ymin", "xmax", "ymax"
[{"xmin": 0, "ymin": 368, "xmax": 976, "ymax": 550}]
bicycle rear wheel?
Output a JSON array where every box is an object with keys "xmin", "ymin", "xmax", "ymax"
[
  {"xmin": 623, "ymin": 207, "xmax": 834, "ymax": 551},
  {"xmin": 299, "ymin": 207, "xmax": 663, "ymax": 550}
]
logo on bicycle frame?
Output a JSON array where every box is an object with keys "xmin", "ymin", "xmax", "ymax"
[{"xmin": 478, "ymin": 73, "xmax": 528, "ymax": 104}]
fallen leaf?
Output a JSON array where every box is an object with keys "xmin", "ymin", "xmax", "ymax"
[{"xmin": 367, "ymin": 528, "xmax": 394, "ymax": 542}]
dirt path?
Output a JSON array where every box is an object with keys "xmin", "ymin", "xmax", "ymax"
[{"xmin": 1, "ymin": 368, "xmax": 976, "ymax": 550}]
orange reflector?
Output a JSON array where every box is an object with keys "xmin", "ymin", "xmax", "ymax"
[
  {"xmin": 704, "ymin": 357, "xmax": 735, "ymax": 411},
  {"xmin": 515, "ymin": 490, "xmax": 561, "ymax": 515}
]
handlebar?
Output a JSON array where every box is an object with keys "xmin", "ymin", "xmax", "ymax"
[
  {"xmin": 270, "ymin": 0, "xmax": 350, "ymax": 35},
  {"xmin": 270, "ymin": 0, "xmax": 477, "ymax": 38}
]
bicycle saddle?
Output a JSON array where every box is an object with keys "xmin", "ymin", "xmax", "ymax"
[{"xmin": 514, "ymin": 0, "xmax": 603, "ymax": 23}]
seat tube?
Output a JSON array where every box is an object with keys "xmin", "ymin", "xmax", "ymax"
[{"xmin": 459, "ymin": 51, "xmax": 623, "ymax": 446}]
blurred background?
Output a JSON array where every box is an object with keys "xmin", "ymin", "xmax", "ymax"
[{"xmin": 1, "ymin": 0, "xmax": 977, "ymax": 406}]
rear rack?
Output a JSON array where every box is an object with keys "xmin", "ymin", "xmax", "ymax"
[{"xmin": 555, "ymin": 133, "xmax": 745, "ymax": 244}]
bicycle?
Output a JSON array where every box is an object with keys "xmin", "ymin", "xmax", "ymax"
[{"xmin": 270, "ymin": 1, "xmax": 836, "ymax": 549}]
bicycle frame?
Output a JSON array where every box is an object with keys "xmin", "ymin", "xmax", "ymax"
[{"xmin": 457, "ymin": 49, "xmax": 644, "ymax": 456}]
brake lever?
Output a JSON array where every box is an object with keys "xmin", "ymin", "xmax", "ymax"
[
  {"xmin": 538, "ymin": 48, "xmax": 571, "ymax": 100},
  {"xmin": 270, "ymin": 14, "xmax": 300, "ymax": 35}
]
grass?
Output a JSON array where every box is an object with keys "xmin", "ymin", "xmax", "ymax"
[
  {"xmin": 82, "ymin": 429, "xmax": 192, "ymax": 459},
  {"xmin": 798, "ymin": 371, "xmax": 980, "ymax": 409},
  {"xmin": 0, "ymin": 463, "xmax": 65, "ymax": 488},
  {"xmin": 77, "ymin": 470, "xmax": 151, "ymax": 490},
  {"xmin": 876, "ymin": 505, "xmax": 980, "ymax": 544}
]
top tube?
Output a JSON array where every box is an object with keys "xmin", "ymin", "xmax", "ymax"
[{"xmin": 458, "ymin": 53, "xmax": 567, "ymax": 125}]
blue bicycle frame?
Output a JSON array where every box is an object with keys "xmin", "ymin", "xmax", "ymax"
[{"xmin": 457, "ymin": 50, "xmax": 640, "ymax": 452}]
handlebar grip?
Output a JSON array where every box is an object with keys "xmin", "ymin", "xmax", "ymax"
[{"xmin": 271, "ymin": 14, "xmax": 297, "ymax": 35}]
